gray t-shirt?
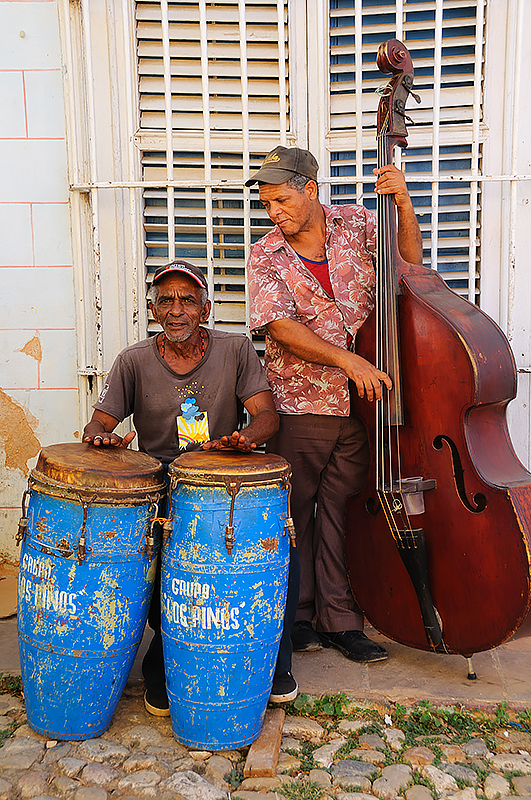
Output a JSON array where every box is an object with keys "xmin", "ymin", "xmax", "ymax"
[{"xmin": 94, "ymin": 329, "xmax": 270, "ymax": 463}]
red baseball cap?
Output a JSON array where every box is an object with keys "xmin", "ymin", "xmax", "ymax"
[{"xmin": 152, "ymin": 260, "xmax": 207, "ymax": 290}]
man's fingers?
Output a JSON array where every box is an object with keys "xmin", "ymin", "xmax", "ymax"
[{"xmin": 120, "ymin": 431, "xmax": 136, "ymax": 448}]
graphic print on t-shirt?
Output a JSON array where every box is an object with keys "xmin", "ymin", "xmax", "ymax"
[{"xmin": 176, "ymin": 397, "xmax": 210, "ymax": 449}]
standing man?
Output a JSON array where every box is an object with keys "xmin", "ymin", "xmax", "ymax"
[
  {"xmin": 82, "ymin": 260, "xmax": 297, "ymax": 712},
  {"xmin": 246, "ymin": 146, "xmax": 422, "ymax": 663}
]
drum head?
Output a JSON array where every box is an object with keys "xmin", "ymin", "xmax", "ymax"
[
  {"xmin": 169, "ymin": 450, "xmax": 290, "ymax": 486},
  {"xmin": 32, "ymin": 443, "xmax": 165, "ymax": 492}
]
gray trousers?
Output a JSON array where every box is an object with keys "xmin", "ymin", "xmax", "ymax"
[{"xmin": 267, "ymin": 413, "xmax": 369, "ymax": 633}]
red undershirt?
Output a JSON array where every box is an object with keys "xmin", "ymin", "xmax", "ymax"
[
  {"xmin": 297, "ymin": 253, "xmax": 334, "ymax": 298},
  {"xmin": 297, "ymin": 253, "xmax": 354, "ymax": 350}
]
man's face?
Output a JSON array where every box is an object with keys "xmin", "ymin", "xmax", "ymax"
[
  {"xmin": 150, "ymin": 273, "xmax": 210, "ymax": 343},
  {"xmin": 258, "ymin": 181, "xmax": 317, "ymax": 237}
]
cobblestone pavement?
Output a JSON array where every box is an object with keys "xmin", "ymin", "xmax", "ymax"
[{"xmin": 3, "ymin": 679, "xmax": 531, "ymax": 800}]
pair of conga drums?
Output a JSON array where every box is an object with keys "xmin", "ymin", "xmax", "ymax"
[{"xmin": 17, "ymin": 443, "xmax": 291, "ymax": 748}]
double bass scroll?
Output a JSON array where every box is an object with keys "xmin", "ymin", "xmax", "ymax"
[{"xmin": 345, "ymin": 39, "xmax": 531, "ymax": 658}]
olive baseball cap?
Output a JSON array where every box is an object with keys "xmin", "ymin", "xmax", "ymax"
[
  {"xmin": 152, "ymin": 260, "xmax": 208, "ymax": 290},
  {"xmin": 245, "ymin": 146, "xmax": 319, "ymax": 186}
]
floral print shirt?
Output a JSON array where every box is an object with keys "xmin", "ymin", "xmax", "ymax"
[{"xmin": 248, "ymin": 203, "xmax": 376, "ymax": 416}]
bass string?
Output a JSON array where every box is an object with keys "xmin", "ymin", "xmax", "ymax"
[{"xmin": 376, "ymin": 126, "xmax": 415, "ymax": 543}]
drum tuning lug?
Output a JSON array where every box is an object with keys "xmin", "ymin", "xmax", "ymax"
[
  {"xmin": 77, "ymin": 536, "xmax": 86, "ymax": 565},
  {"xmin": 16, "ymin": 516, "xmax": 28, "ymax": 546},
  {"xmin": 163, "ymin": 518, "xmax": 172, "ymax": 544},
  {"xmin": 145, "ymin": 533, "xmax": 155, "ymax": 559},
  {"xmin": 285, "ymin": 517, "xmax": 297, "ymax": 547},
  {"xmin": 17, "ymin": 487, "xmax": 31, "ymax": 545},
  {"xmin": 225, "ymin": 525, "xmax": 235, "ymax": 554}
]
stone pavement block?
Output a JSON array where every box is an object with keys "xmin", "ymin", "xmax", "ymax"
[
  {"xmin": 309, "ymin": 768, "xmax": 332, "ymax": 787},
  {"xmin": 418, "ymin": 765, "xmax": 458, "ymax": 793},
  {"xmin": 405, "ymin": 785, "xmax": 433, "ymax": 800},
  {"xmin": 58, "ymin": 757, "xmax": 87, "ymax": 778},
  {"xmin": 239, "ymin": 776, "xmax": 284, "ymax": 791},
  {"xmin": 372, "ymin": 763, "xmax": 412, "ymax": 799},
  {"xmin": 463, "ymin": 738, "xmax": 491, "ymax": 758},
  {"xmin": 484, "ymin": 772, "xmax": 510, "ymax": 799},
  {"xmin": 336, "ymin": 793, "xmax": 375, "ymax": 800},
  {"xmin": 350, "ymin": 748, "xmax": 386, "ymax": 764},
  {"xmin": 117, "ymin": 769, "xmax": 162, "ymax": 795},
  {"xmin": 161, "ymin": 769, "xmax": 227, "ymax": 799},
  {"xmin": 17, "ymin": 769, "xmax": 50, "ymax": 798},
  {"xmin": 77, "ymin": 738, "xmax": 130, "ymax": 767},
  {"xmin": 440, "ymin": 762, "xmax": 478, "ymax": 784},
  {"xmin": 74, "ymin": 788, "xmax": 108, "ymax": 800},
  {"xmin": 332, "ymin": 759, "xmax": 380, "ymax": 785},
  {"xmin": 282, "ymin": 716, "xmax": 325, "ymax": 739},
  {"xmin": 0, "ymin": 737, "xmax": 45, "ymax": 769},
  {"xmin": 277, "ymin": 752, "xmax": 301, "ymax": 772},
  {"xmin": 51, "ymin": 775, "xmax": 81, "ymax": 797},
  {"xmin": 403, "ymin": 746, "xmax": 435, "ymax": 765},
  {"xmin": 313, "ymin": 737, "xmax": 347, "ymax": 767},
  {"xmin": 491, "ymin": 754, "xmax": 531, "ymax": 773},
  {"xmin": 512, "ymin": 776, "xmax": 531, "ymax": 795},
  {"xmin": 81, "ymin": 762, "xmax": 119, "ymax": 787}
]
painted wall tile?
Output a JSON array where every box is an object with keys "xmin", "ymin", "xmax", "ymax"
[
  {"xmin": 0, "ymin": 140, "xmax": 68, "ymax": 203},
  {"xmin": 25, "ymin": 70, "xmax": 65, "ymax": 139},
  {"xmin": 0, "ymin": 330, "xmax": 39, "ymax": 389},
  {"xmin": 0, "ymin": 510, "xmax": 23, "ymax": 563},
  {"xmin": 39, "ymin": 329, "xmax": 77, "ymax": 389},
  {"xmin": 32, "ymin": 203, "xmax": 72, "ymax": 266},
  {"xmin": 0, "ymin": 4, "xmax": 61, "ymax": 71},
  {"xmin": 0, "ymin": 267, "xmax": 75, "ymax": 328},
  {"xmin": 0, "ymin": 204, "xmax": 32, "ymax": 265},
  {"xmin": 9, "ymin": 388, "xmax": 79, "ymax": 446},
  {"xmin": 0, "ymin": 72, "xmax": 26, "ymax": 138}
]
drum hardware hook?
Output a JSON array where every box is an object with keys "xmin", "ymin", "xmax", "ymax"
[
  {"xmin": 143, "ymin": 496, "xmax": 161, "ymax": 559},
  {"xmin": 223, "ymin": 478, "xmax": 241, "ymax": 555},
  {"xmin": 16, "ymin": 485, "xmax": 31, "ymax": 546},
  {"xmin": 285, "ymin": 481, "xmax": 297, "ymax": 548},
  {"xmin": 76, "ymin": 495, "xmax": 96, "ymax": 565}
]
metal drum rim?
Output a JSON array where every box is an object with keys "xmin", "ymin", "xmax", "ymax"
[
  {"xmin": 29, "ymin": 474, "xmax": 166, "ymax": 506},
  {"xmin": 168, "ymin": 473, "xmax": 289, "ymax": 489}
]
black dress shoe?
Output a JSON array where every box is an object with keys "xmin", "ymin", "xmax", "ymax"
[
  {"xmin": 291, "ymin": 620, "xmax": 322, "ymax": 652},
  {"xmin": 319, "ymin": 630, "xmax": 388, "ymax": 663}
]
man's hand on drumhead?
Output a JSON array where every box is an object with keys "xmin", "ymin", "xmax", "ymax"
[
  {"xmin": 83, "ymin": 430, "xmax": 136, "ymax": 448},
  {"xmin": 202, "ymin": 431, "xmax": 257, "ymax": 452}
]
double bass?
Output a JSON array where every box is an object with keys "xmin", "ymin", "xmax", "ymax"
[{"xmin": 345, "ymin": 39, "xmax": 531, "ymax": 663}]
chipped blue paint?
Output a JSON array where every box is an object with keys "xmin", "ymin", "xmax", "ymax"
[
  {"xmin": 18, "ymin": 490, "xmax": 160, "ymax": 741},
  {"xmin": 162, "ymin": 479, "xmax": 289, "ymax": 749}
]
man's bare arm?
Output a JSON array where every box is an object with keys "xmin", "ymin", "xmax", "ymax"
[
  {"xmin": 82, "ymin": 410, "xmax": 136, "ymax": 448},
  {"xmin": 266, "ymin": 318, "xmax": 391, "ymax": 402},
  {"xmin": 202, "ymin": 391, "xmax": 279, "ymax": 452},
  {"xmin": 374, "ymin": 164, "xmax": 423, "ymax": 265}
]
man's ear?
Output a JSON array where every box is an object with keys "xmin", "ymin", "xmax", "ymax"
[
  {"xmin": 305, "ymin": 180, "xmax": 318, "ymax": 201},
  {"xmin": 149, "ymin": 301, "xmax": 158, "ymax": 323},
  {"xmin": 200, "ymin": 300, "xmax": 211, "ymax": 323}
]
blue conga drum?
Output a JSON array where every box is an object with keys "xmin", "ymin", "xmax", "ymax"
[
  {"xmin": 162, "ymin": 451, "xmax": 291, "ymax": 749},
  {"xmin": 17, "ymin": 443, "xmax": 165, "ymax": 740}
]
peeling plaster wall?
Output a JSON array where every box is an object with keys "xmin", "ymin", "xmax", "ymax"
[{"xmin": 0, "ymin": 1, "xmax": 79, "ymax": 566}]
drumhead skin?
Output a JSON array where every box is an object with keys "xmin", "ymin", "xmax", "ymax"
[
  {"xmin": 31, "ymin": 443, "xmax": 165, "ymax": 499},
  {"xmin": 169, "ymin": 450, "xmax": 291, "ymax": 486}
]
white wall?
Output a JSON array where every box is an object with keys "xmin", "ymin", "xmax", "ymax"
[{"xmin": 0, "ymin": 1, "xmax": 78, "ymax": 565}]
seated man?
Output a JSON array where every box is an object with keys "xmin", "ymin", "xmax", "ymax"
[{"xmin": 82, "ymin": 260, "xmax": 297, "ymax": 712}]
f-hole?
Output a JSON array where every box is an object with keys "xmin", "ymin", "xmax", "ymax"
[{"xmin": 433, "ymin": 434, "xmax": 487, "ymax": 513}]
